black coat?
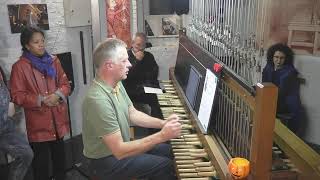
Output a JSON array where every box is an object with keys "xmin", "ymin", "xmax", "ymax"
[
  {"xmin": 262, "ymin": 63, "xmax": 301, "ymax": 132},
  {"xmin": 123, "ymin": 50, "xmax": 160, "ymax": 102}
]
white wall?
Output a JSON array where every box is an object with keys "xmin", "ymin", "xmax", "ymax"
[
  {"xmin": 131, "ymin": 0, "xmax": 138, "ymax": 36},
  {"xmin": 295, "ymin": 55, "xmax": 320, "ymax": 144},
  {"xmin": 147, "ymin": 36, "xmax": 179, "ymax": 80},
  {"xmin": 0, "ymin": 0, "xmax": 94, "ymax": 137},
  {"xmin": 136, "ymin": 0, "xmax": 144, "ymax": 32}
]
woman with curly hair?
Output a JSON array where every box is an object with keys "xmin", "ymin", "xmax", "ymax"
[{"xmin": 262, "ymin": 43, "xmax": 302, "ymax": 134}]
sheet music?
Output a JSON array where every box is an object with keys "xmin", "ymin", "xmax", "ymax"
[
  {"xmin": 144, "ymin": 86, "xmax": 163, "ymax": 94},
  {"xmin": 198, "ymin": 69, "xmax": 218, "ymax": 132}
]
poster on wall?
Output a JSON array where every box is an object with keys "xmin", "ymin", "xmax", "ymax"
[
  {"xmin": 263, "ymin": 0, "xmax": 320, "ymax": 56},
  {"xmin": 162, "ymin": 17, "xmax": 178, "ymax": 35},
  {"xmin": 106, "ymin": 0, "xmax": 131, "ymax": 46},
  {"xmin": 7, "ymin": 4, "xmax": 49, "ymax": 34}
]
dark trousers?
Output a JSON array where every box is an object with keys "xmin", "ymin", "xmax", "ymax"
[
  {"xmin": 0, "ymin": 129, "xmax": 33, "ymax": 180},
  {"xmin": 29, "ymin": 138, "xmax": 66, "ymax": 180},
  {"xmin": 88, "ymin": 143, "xmax": 176, "ymax": 180}
]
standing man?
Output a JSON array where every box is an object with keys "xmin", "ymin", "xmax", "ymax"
[
  {"xmin": 123, "ymin": 32, "xmax": 164, "ymax": 122},
  {"xmin": 82, "ymin": 38, "xmax": 181, "ymax": 180}
]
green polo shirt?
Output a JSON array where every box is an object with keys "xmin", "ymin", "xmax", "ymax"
[{"xmin": 82, "ymin": 78, "xmax": 133, "ymax": 159}]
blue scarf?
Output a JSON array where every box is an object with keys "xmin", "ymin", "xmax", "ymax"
[{"xmin": 23, "ymin": 51, "xmax": 56, "ymax": 78}]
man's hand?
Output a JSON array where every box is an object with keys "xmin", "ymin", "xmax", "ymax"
[
  {"xmin": 8, "ymin": 102, "xmax": 15, "ymax": 117},
  {"xmin": 134, "ymin": 51, "xmax": 144, "ymax": 61},
  {"xmin": 162, "ymin": 114, "xmax": 179, "ymax": 127},
  {"xmin": 167, "ymin": 114, "xmax": 179, "ymax": 121},
  {"xmin": 43, "ymin": 94, "xmax": 60, "ymax": 106},
  {"xmin": 160, "ymin": 119, "xmax": 181, "ymax": 141}
]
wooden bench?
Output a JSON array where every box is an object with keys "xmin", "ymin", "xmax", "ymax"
[{"xmin": 288, "ymin": 23, "xmax": 320, "ymax": 55}]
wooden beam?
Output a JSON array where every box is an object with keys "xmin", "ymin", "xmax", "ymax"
[
  {"xmin": 204, "ymin": 135, "xmax": 230, "ymax": 180},
  {"xmin": 274, "ymin": 119, "xmax": 320, "ymax": 180},
  {"xmin": 250, "ymin": 83, "xmax": 278, "ymax": 180}
]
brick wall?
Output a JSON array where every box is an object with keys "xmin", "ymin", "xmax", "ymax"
[{"xmin": 0, "ymin": 0, "xmax": 71, "ymax": 74}]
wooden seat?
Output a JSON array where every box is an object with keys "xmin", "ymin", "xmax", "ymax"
[{"xmin": 288, "ymin": 23, "xmax": 320, "ymax": 55}]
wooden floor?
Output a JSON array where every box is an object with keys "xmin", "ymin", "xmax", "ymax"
[{"xmin": 0, "ymin": 165, "xmax": 89, "ymax": 180}]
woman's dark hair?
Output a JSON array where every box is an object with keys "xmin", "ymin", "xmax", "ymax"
[
  {"xmin": 266, "ymin": 43, "xmax": 294, "ymax": 66},
  {"xmin": 0, "ymin": 65, "xmax": 7, "ymax": 86},
  {"xmin": 20, "ymin": 26, "xmax": 45, "ymax": 51}
]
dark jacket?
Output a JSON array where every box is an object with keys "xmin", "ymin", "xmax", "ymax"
[
  {"xmin": 10, "ymin": 56, "xmax": 70, "ymax": 142},
  {"xmin": 123, "ymin": 50, "xmax": 160, "ymax": 102},
  {"xmin": 262, "ymin": 63, "xmax": 301, "ymax": 128},
  {"xmin": 0, "ymin": 69, "xmax": 14, "ymax": 134}
]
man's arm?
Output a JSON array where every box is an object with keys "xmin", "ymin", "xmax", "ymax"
[
  {"xmin": 102, "ymin": 118, "xmax": 181, "ymax": 160},
  {"xmin": 129, "ymin": 105, "xmax": 166, "ymax": 128}
]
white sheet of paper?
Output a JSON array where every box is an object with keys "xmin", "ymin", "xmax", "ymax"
[
  {"xmin": 144, "ymin": 86, "xmax": 163, "ymax": 94},
  {"xmin": 198, "ymin": 69, "xmax": 218, "ymax": 132}
]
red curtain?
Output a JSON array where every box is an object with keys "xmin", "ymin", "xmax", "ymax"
[{"xmin": 106, "ymin": 0, "xmax": 131, "ymax": 46}]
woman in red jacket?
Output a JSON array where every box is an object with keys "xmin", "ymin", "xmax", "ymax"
[{"xmin": 10, "ymin": 26, "xmax": 71, "ymax": 180}]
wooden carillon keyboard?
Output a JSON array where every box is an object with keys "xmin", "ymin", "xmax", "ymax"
[
  {"xmin": 158, "ymin": 80, "xmax": 219, "ymax": 180},
  {"xmin": 161, "ymin": 32, "xmax": 320, "ymax": 180}
]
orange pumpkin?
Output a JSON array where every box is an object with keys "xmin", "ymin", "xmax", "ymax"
[{"xmin": 228, "ymin": 157, "xmax": 250, "ymax": 179}]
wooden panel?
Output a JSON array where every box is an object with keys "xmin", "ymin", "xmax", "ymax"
[
  {"xmin": 175, "ymin": 34, "xmax": 256, "ymax": 115},
  {"xmin": 204, "ymin": 135, "xmax": 230, "ymax": 179},
  {"xmin": 172, "ymin": 35, "xmax": 304, "ymax": 180},
  {"xmin": 250, "ymin": 82, "xmax": 278, "ymax": 180},
  {"xmin": 170, "ymin": 68, "xmax": 230, "ymax": 180},
  {"xmin": 222, "ymin": 74, "xmax": 255, "ymax": 111}
]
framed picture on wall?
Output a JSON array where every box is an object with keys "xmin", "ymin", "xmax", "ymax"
[
  {"xmin": 162, "ymin": 17, "xmax": 177, "ymax": 35},
  {"xmin": 7, "ymin": 4, "xmax": 49, "ymax": 34}
]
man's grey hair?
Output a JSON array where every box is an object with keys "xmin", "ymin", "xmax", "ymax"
[
  {"xmin": 133, "ymin": 32, "xmax": 147, "ymax": 43},
  {"xmin": 93, "ymin": 38, "xmax": 127, "ymax": 69}
]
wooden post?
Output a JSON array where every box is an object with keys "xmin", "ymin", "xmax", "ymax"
[
  {"xmin": 130, "ymin": 127, "xmax": 135, "ymax": 140},
  {"xmin": 314, "ymin": 31, "xmax": 319, "ymax": 55},
  {"xmin": 250, "ymin": 83, "xmax": 278, "ymax": 180}
]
